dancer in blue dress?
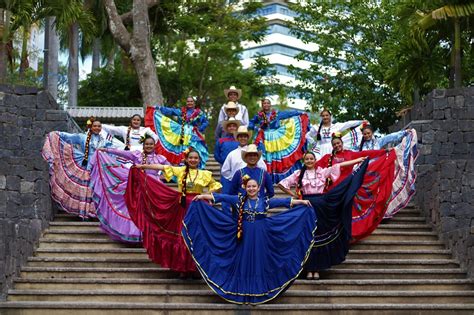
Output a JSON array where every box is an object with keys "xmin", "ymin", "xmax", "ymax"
[
  {"xmin": 248, "ymin": 98, "xmax": 309, "ymax": 182},
  {"xmin": 156, "ymin": 96, "xmax": 209, "ymax": 135},
  {"xmin": 182, "ymin": 178, "xmax": 317, "ymax": 305}
]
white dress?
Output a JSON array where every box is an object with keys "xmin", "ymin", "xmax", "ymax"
[
  {"xmin": 306, "ymin": 120, "xmax": 363, "ymax": 159},
  {"xmin": 101, "ymin": 125, "xmax": 158, "ymax": 151}
]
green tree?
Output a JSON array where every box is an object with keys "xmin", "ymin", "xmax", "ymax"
[
  {"xmin": 78, "ymin": 66, "xmax": 141, "ymax": 107},
  {"xmin": 289, "ymin": 1, "xmax": 402, "ymax": 132},
  {"xmin": 412, "ymin": 1, "xmax": 474, "ymax": 88}
]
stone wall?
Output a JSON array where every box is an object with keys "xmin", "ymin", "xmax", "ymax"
[
  {"xmin": 0, "ymin": 84, "xmax": 80, "ymax": 300},
  {"xmin": 391, "ymin": 86, "xmax": 474, "ymax": 278}
]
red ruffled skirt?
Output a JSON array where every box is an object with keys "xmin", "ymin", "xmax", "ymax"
[
  {"xmin": 351, "ymin": 151, "xmax": 396, "ymax": 242},
  {"xmin": 125, "ymin": 168, "xmax": 196, "ymax": 272}
]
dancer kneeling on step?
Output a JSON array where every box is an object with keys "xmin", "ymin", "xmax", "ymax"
[
  {"xmin": 125, "ymin": 147, "xmax": 221, "ymax": 277},
  {"xmin": 182, "ymin": 178, "xmax": 316, "ymax": 304},
  {"xmin": 278, "ymin": 151, "xmax": 369, "ymax": 280}
]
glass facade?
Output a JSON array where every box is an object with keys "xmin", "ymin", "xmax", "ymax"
[
  {"xmin": 255, "ymin": 3, "xmax": 298, "ymax": 17},
  {"xmin": 241, "ymin": 44, "xmax": 310, "ymax": 60}
]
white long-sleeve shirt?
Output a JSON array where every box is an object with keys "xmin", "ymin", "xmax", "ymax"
[
  {"xmin": 221, "ymin": 145, "xmax": 267, "ymax": 181},
  {"xmin": 101, "ymin": 124, "xmax": 158, "ymax": 152},
  {"xmin": 217, "ymin": 103, "xmax": 249, "ymax": 127},
  {"xmin": 306, "ymin": 120, "xmax": 363, "ymax": 159}
]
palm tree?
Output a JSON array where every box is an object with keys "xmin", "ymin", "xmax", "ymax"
[
  {"xmin": 40, "ymin": 0, "xmax": 97, "ymax": 108},
  {"xmin": 414, "ymin": 2, "xmax": 474, "ymax": 88},
  {"xmin": 43, "ymin": 16, "xmax": 59, "ymax": 100}
]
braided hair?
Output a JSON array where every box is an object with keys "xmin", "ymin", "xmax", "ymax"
[
  {"xmin": 179, "ymin": 147, "xmax": 199, "ymax": 207},
  {"xmin": 236, "ymin": 177, "xmax": 255, "ymax": 241},
  {"xmin": 316, "ymin": 109, "xmax": 331, "ymax": 141},
  {"xmin": 325, "ymin": 133, "xmax": 342, "ymax": 189},
  {"xmin": 296, "ymin": 151, "xmax": 316, "ymax": 199},
  {"xmin": 82, "ymin": 117, "xmax": 95, "ymax": 167},
  {"xmin": 359, "ymin": 124, "xmax": 374, "ymax": 151},
  {"xmin": 125, "ymin": 114, "xmax": 143, "ymax": 151}
]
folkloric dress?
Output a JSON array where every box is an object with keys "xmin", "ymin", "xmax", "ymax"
[
  {"xmin": 360, "ymin": 130, "xmax": 410, "ymax": 151},
  {"xmin": 101, "ymin": 124, "xmax": 158, "ymax": 151},
  {"xmin": 214, "ymin": 132, "xmax": 239, "ymax": 165},
  {"xmin": 220, "ymin": 145, "xmax": 267, "ymax": 193},
  {"xmin": 125, "ymin": 166, "xmax": 221, "ymax": 272},
  {"xmin": 89, "ymin": 148, "xmax": 169, "ymax": 243},
  {"xmin": 182, "ymin": 194, "xmax": 317, "ymax": 304},
  {"xmin": 145, "ymin": 106, "xmax": 209, "ymax": 168},
  {"xmin": 279, "ymin": 162, "xmax": 367, "ymax": 271},
  {"xmin": 306, "ymin": 120, "xmax": 363, "ymax": 160},
  {"xmin": 359, "ymin": 129, "xmax": 418, "ymax": 219},
  {"xmin": 314, "ymin": 148, "xmax": 397, "ymax": 242},
  {"xmin": 249, "ymin": 109, "xmax": 310, "ymax": 183},
  {"xmin": 41, "ymin": 131, "xmax": 119, "ymax": 218}
]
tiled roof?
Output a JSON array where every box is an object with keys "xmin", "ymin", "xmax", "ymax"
[{"xmin": 67, "ymin": 107, "xmax": 145, "ymax": 119}]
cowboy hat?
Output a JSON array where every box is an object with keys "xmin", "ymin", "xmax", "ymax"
[
  {"xmin": 234, "ymin": 125, "xmax": 252, "ymax": 139},
  {"xmin": 224, "ymin": 86, "xmax": 242, "ymax": 100},
  {"xmin": 224, "ymin": 101, "xmax": 240, "ymax": 115},
  {"xmin": 241, "ymin": 144, "xmax": 262, "ymax": 161},
  {"xmin": 222, "ymin": 117, "xmax": 241, "ymax": 131}
]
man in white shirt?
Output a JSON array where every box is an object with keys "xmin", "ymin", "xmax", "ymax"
[
  {"xmin": 218, "ymin": 86, "xmax": 249, "ymax": 127},
  {"xmin": 221, "ymin": 126, "xmax": 266, "ymax": 193}
]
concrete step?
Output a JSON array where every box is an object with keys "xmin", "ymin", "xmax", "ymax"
[
  {"xmin": 34, "ymin": 248, "xmax": 147, "ymax": 259},
  {"xmin": 323, "ymin": 269, "xmax": 467, "ymax": 280},
  {"xmin": 336, "ymin": 259, "xmax": 459, "ymax": 270},
  {"xmin": 24, "ymin": 257, "xmax": 459, "ymax": 270},
  {"xmin": 346, "ymin": 249, "xmax": 452, "ymax": 260},
  {"xmin": 19, "ymin": 266, "xmax": 467, "ymax": 280},
  {"xmin": 13, "ymin": 278, "xmax": 474, "ymax": 292},
  {"xmin": 383, "ymin": 216, "xmax": 426, "ymax": 223},
  {"xmin": 26, "ymin": 257, "xmax": 157, "ymax": 268},
  {"xmin": 7, "ymin": 289, "xmax": 474, "ymax": 304},
  {"xmin": 1, "ymin": 302, "xmax": 474, "ymax": 315},
  {"xmin": 37, "ymin": 238, "xmax": 135, "ymax": 249},
  {"xmin": 44, "ymin": 222, "xmax": 433, "ymax": 234},
  {"xmin": 19, "ymin": 267, "xmax": 177, "ymax": 279},
  {"xmin": 34, "ymin": 248, "xmax": 452, "ymax": 260},
  {"xmin": 373, "ymin": 224, "xmax": 432, "ymax": 231},
  {"xmin": 363, "ymin": 230, "xmax": 439, "ymax": 241},
  {"xmin": 351, "ymin": 240, "xmax": 446, "ymax": 250},
  {"xmin": 42, "ymin": 230, "xmax": 110, "ymax": 240}
]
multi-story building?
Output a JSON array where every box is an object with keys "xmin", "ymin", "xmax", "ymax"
[{"xmin": 240, "ymin": 1, "xmax": 317, "ymax": 110}]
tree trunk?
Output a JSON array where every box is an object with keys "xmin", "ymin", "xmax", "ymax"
[
  {"xmin": 68, "ymin": 23, "xmax": 79, "ymax": 108},
  {"xmin": 43, "ymin": 17, "xmax": 49, "ymax": 89},
  {"xmin": 44, "ymin": 17, "xmax": 59, "ymax": 100},
  {"xmin": 453, "ymin": 17, "xmax": 462, "ymax": 88},
  {"xmin": 92, "ymin": 37, "xmax": 101, "ymax": 72},
  {"xmin": 0, "ymin": 9, "xmax": 9, "ymax": 83},
  {"xmin": 104, "ymin": 0, "xmax": 163, "ymax": 112},
  {"xmin": 106, "ymin": 45, "xmax": 115, "ymax": 70},
  {"xmin": 413, "ymin": 87, "xmax": 420, "ymax": 105},
  {"xmin": 19, "ymin": 26, "xmax": 30, "ymax": 80}
]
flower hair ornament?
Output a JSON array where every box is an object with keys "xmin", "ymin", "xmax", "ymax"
[
  {"xmin": 85, "ymin": 116, "xmax": 95, "ymax": 130},
  {"xmin": 241, "ymin": 174, "xmax": 251, "ymax": 189},
  {"xmin": 332, "ymin": 131, "xmax": 342, "ymax": 139}
]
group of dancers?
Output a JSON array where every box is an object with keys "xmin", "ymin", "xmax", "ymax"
[{"xmin": 42, "ymin": 85, "xmax": 418, "ymax": 305}]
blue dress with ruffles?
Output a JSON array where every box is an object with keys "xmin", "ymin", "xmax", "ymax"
[{"xmin": 182, "ymin": 194, "xmax": 317, "ymax": 305}]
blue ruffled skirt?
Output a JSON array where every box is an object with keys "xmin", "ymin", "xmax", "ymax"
[{"xmin": 182, "ymin": 202, "xmax": 317, "ymax": 305}]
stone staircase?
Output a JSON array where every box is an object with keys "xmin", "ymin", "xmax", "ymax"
[{"xmin": 1, "ymin": 156, "xmax": 474, "ymax": 314}]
